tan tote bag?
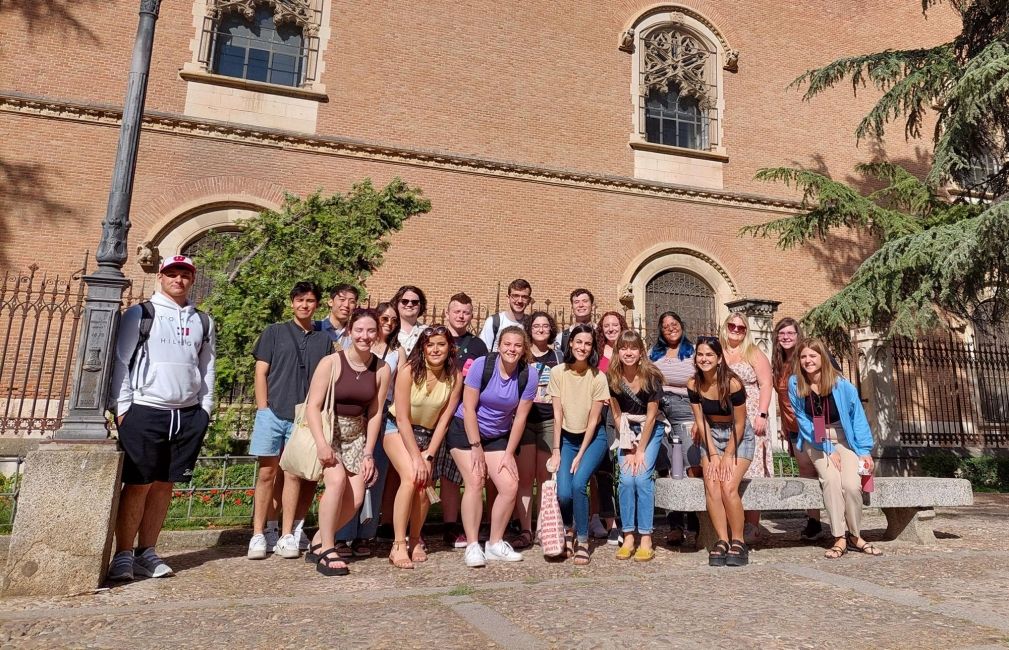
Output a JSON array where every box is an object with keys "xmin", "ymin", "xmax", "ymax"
[{"xmin": 280, "ymin": 359, "xmax": 339, "ymax": 482}]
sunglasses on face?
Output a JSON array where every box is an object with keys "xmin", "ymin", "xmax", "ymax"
[
  {"xmin": 380, "ymin": 316, "xmax": 398, "ymax": 323},
  {"xmin": 777, "ymin": 331, "xmax": 797, "ymax": 338},
  {"xmin": 727, "ymin": 323, "xmax": 747, "ymax": 334},
  {"xmin": 399, "ymin": 299, "xmax": 420, "ymax": 306}
]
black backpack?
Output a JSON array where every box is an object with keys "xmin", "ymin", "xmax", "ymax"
[
  {"xmin": 479, "ymin": 352, "xmax": 531, "ymax": 397},
  {"xmin": 127, "ymin": 301, "xmax": 212, "ymax": 373}
]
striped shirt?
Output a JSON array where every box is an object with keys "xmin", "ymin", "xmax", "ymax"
[{"xmin": 654, "ymin": 352, "xmax": 694, "ymax": 396}]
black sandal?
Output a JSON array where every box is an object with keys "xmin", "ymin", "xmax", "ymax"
[
  {"xmin": 316, "ymin": 548, "xmax": 350, "ymax": 576},
  {"xmin": 725, "ymin": 539, "xmax": 749, "ymax": 567},
  {"xmin": 708, "ymin": 540, "xmax": 729, "ymax": 567},
  {"xmin": 304, "ymin": 542, "xmax": 322, "ymax": 564},
  {"xmin": 847, "ymin": 533, "xmax": 883, "ymax": 556},
  {"xmin": 824, "ymin": 537, "xmax": 848, "ymax": 559}
]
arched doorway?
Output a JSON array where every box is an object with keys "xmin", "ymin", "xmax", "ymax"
[
  {"xmin": 645, "ymin": 269, "xmax": 717, "ymax": 335},
  {"xmin": 181, "ymin": 228, "xmax": 242, "ymax": 305}
]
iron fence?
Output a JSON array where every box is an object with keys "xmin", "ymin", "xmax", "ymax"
[{"xmin": 892, "ymin": 335, "xmax": 1009, "ymax": 448}]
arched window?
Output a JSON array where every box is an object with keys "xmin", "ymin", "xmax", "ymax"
[
  {"xmin": 645, "ymin": 270, "xmax": 717, "ymax": 335},
  {"xmin": 640, "ymin": 27, "xmax": 714, "ymax": 150}
]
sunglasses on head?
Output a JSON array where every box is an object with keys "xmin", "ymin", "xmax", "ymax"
[
  {"xmin": 696, "ymin": 335, "xmax": 719, "ymax": 345},
  {"xmin": 727, "ymin": 323, "xmax": 747, "ymax": 333},
  {"xmin": 399, "ymin": 298, "xmax": 421, "ymax": 306}
]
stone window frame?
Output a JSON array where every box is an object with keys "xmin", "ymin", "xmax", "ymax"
[
  {"xmin": 180, "ymin": 0, "xmax": 332, "ymax": 102},
  {"xmin": 621, "ymin": 7, "xmax": 737, "ymax": 162}
]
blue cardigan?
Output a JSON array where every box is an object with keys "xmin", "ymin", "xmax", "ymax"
[{"xmin": 788, "ymin": 375, "xmax": 874, "ymax": 456}]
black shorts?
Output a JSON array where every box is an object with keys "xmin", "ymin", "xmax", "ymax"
[
  {"xmin": 117, "ymin": 403, "xmax": 211, "ymax": 485},
  {"xmin": 446, "ymin": 417, "xmax": 511, "ymax": 452}
]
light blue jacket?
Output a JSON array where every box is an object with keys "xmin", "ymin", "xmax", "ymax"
[{"xmin": 788, "ymin": 375, "xmax": 874, "ymax": 456}]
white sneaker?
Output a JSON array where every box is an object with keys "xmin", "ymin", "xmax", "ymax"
[
  {"xmin": 275, "ymin": 533, "xmax": 301, "ymax": 559},
  {"xmin": 484, "ymin": 540, "xmax": 523, "ymax": 562},
  {"xmin": 107, "ymin": 550, "xmax": 134, "ymax": 581},
  {"xmin": 264, "ymin": 526, "xmax": 280, "ymax": 553},
  {"xmin": 133, "ymin": 548, "xmax": 174, "ymax": 578},
  {"xmin": 463, "ymin": 542, "xmax": 486, "ymax": 568},
  {"xmin": 247, "ymin": 533, "xmax": 268, "ymax": 560},
  {"xmin": 589, "ymin": 515, "xmax": 608, "ymax": 539}
]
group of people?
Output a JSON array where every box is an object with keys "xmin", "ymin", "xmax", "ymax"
[{"xmin": 104, "ymin": 255, "xmax": 881, "ymax": 583}]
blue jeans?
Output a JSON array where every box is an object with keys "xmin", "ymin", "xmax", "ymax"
[
  {"xmin": 617, "ymin": 423, "xmax": 665, "ymax": 534},
  {"xmin": 557, "ymin": 429, "xmax": 610, "ymax": 543},
  {"xmin": 336, "ymin": 419, "xmax": 390, "ymax": 541}
]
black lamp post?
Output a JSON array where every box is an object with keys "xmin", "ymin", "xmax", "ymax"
[{"xmin": 56, "ymin": 0, "xmax": 162, "ymax": 440}]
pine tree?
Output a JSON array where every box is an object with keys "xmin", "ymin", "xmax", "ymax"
[{"xmin": 743, "ymin": 0, "xmax": 1009, "ymax": 347}]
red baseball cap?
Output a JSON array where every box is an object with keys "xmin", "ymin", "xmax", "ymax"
[{"xmin": 159, "ymin": 254, "xmax": 196, "ymax": 274}]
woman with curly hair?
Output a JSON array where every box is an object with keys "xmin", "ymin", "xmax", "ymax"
[{"xmin": 383, "ymin": 326, "xmax": 462, "ymax": 569}]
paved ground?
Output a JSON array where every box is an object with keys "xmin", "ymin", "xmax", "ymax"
[{"xmin": 1, "ymin": 496, "xmax": 1007, "ymax": 649}]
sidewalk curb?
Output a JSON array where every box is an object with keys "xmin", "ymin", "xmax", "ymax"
[{"xmin": 0, "ymin": 528, "xmax": 252, "ymax": 558}]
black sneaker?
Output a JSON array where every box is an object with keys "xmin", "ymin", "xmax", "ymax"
[
  {"xmin": 607, "ymin": 527, "xmax": 621, "ymax": 546},
  {"xmin": 442, "ymin": 522, "xmax": 460, "ymax": 546},
  {"xmin": 800, "ymin": 517, "xmax": 823, "ymax": 541}
]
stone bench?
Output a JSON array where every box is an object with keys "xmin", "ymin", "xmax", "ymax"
[{"xmin": 654, "ymin": 476, "xmax": 973, "ymax": 549}]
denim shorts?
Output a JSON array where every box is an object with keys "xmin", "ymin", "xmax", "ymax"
[
  {"xmin": 700, "ymin": 420, "xmax": 756, "ymax": 461},
  {"xmin": 249, "ymin": 407, "xmax": 295, "ymax": 457}
]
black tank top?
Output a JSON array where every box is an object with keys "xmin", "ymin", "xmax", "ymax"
[{"xmin": 333, "ymin": 350, "xmax": 381, "ymax": 416}]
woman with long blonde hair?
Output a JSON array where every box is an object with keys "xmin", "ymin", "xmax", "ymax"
[
  {"xmin": 719, "ymin": 312, "xmax": 773, "ymax": 544},
  {"xmin": 607, "ymin": 330, "xmax": 666, "ymax": 561},
  {"xmin": 788, "ymin": 338, "xmax": 880, "ymax": 558}
]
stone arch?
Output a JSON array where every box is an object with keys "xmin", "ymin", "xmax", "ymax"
[
  {"xmin": 133, "ymin": 176, "xmax": 285, "ymax": 271},
  {"xmin": 619, "ymin": 243, "xmax": 738, "ymax": 334}
]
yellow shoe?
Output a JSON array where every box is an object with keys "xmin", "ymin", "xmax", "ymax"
[
  {"xmin": 615, "ymin": 545, "xmax": 635, "ymax": 560},
  {"xmin": 633, "ymin": 547, "xmax": 655, "ymax": 562}
]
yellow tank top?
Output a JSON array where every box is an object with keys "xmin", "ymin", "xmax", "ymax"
[{"xmin": 388, "ymin": 375, "xmax": 453, "ymax": 430}]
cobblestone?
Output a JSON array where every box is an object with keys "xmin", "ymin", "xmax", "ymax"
[{"xmin": 1, "ymin": 496, "xmax": 1007, "ymax": 648}]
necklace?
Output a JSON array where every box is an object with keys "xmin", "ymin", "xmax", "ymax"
[{"xmin": 345, "ymin": 353, "xmax": 370, "ymax": 380}]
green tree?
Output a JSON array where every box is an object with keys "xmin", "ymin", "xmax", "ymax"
[
  {"xmin": 743, "ymin": 0, "xmax": 1008, "ymax": 348},
  {"xmin": 195, "ymin": 178, "xmax": 431, "ymax": 393}
]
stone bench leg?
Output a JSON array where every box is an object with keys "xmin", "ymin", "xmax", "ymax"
[
  {"xmin": 882, "ymin": 507, "xmax": 937, "ymax": 544},
  {"xmin": 697, "ymin": 512, "xmax": 717, "ymax": 551}
]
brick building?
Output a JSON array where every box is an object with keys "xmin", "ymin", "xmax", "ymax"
[{"xmin": 0, "ymin": 1, "xmax": 956, "ymax": 335}]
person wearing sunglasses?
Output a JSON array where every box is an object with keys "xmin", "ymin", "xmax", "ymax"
[
  {"xmin": 480, "ymin": 278, "xmax": 533, "ymax": 352},
  {"xmin": 720, "ymin": 313, "xmax": 773, "ymax": 545},
  {"xmin": 391, "ymin": 285, "xmax": 429, "ymax": 357},
  {"xmin": 687, "ymin": 336, "xmax": 754, "ymax": 566},
  {"xmin": 789, "ymin": 338, "xmax": 880, "ymax": 559},
  {"xmin": 334, "ymin": 301, "xmax": 401, "ymax": 559},
  {"xmin": 771, "ymin": 317, "xmax": 823, "ymax": 542},
  {"xmin": 384, "ymin": 326, "xmax": 463, "ymax": 569}
]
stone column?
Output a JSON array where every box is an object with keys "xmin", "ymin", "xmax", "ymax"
[
  {"xmin": 852, "ymin": 327, "xmax": 901, "ymax": 475},
  {"xmin": 726, "ymin": 298, "xmax": 781, "ymax": 442}
]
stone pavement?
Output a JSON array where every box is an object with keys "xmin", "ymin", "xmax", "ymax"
[{"xmin": 1, "ymin": 495, "xmax": 1007, "ymax": 649}]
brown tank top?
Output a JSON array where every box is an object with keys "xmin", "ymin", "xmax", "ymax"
[{"xmin": 333, "ymin": 350, "xmax": 381, "ymax": 416}]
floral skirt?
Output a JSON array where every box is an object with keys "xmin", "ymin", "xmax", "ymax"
[{"xmin": 332, "ymin": 414, "xmax": 366, "ymax": 475}]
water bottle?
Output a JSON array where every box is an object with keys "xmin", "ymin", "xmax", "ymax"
[{"xmin": 671, "ymin": 434, "xmax": 684, "ymax": 479}]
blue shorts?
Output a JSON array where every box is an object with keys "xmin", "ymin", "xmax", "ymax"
[
  {"xmin": 383, "ymin": 418, "xmax": 400, "ymax": 435},
  {"xmin": 249, "ymin": 408, "xmax": 295, "ymax": 457}
]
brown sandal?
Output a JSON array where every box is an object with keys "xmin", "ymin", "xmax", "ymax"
[
  {"xmin": 573, "ymin": 543, "xmax": 591, "ymax": 566},
  {"xmin": 388, "ymin": 540, "xmax": 414, "ymax": 569},
  {"xmin": 409, "ymin": 539, "xmax": 428, "ymax": 563},
  {"xmin": 847, "ymin": 533, "xmax": 883, "ymax": 556}
]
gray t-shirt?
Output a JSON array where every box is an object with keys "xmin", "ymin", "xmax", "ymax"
[{"xmin": 253, "ymin": 321, "xmax": 332, "ymax": 420}]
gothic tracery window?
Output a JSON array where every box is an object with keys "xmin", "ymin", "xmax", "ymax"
[{"xmin": 640, "ymin": 27, "xmax": 716, "ymax": 150}]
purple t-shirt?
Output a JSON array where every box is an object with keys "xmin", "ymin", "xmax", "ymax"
[{"xmin": 454, "ymin": 356, "xmax": 539, "ymax": 439}]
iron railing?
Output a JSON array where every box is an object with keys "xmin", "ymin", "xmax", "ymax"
[{"xmin": 892, "ymin": 335, "xmax": 1009, "ymax": 448}]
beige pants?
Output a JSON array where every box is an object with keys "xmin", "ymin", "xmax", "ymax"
[{"xmin": 806, "ymin": 427, "xmax": 862, "ymax": 538}]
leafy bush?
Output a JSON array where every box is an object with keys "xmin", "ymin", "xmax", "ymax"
[{"xmin": 919, "ymin": 450, "xmax": 960, "ymax": 478}]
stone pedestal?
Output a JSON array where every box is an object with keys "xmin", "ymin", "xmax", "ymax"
[{"xmin": 2, "ymin": 442, "xmax": 123, "ymax": 597}]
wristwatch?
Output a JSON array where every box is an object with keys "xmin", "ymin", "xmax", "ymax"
[
  {"xmin": 423, "ymin": 452, "xmax": 434, "ymax": 462},
  {"xmin": 758, "ymin": 412, "xmax": 768, "ymax": 419},
  {"xmin": 469, "ymin": 440, "xmax": 482, "ymax": 448}
]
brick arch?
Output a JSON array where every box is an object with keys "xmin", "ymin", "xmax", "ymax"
[
  {"xmin": 133, "ymin": 176, "xmax": 287, "ymax": 272},
  {"xmin": 616, "ymin": 2, "xmax": 737, "ymax": 52},
  {"xmin": 619, "ymin": 241, "xmax": 738, "ymax": 333}
]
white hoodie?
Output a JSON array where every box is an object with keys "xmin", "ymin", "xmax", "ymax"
[{"xmin": 110, "ymin": 291, "xmax": 216, "ymax": 416}]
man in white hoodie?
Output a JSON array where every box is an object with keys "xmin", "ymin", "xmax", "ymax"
[{"xmin": 107, "ymin": 255, "xmax": 216, "ymax": 581}]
